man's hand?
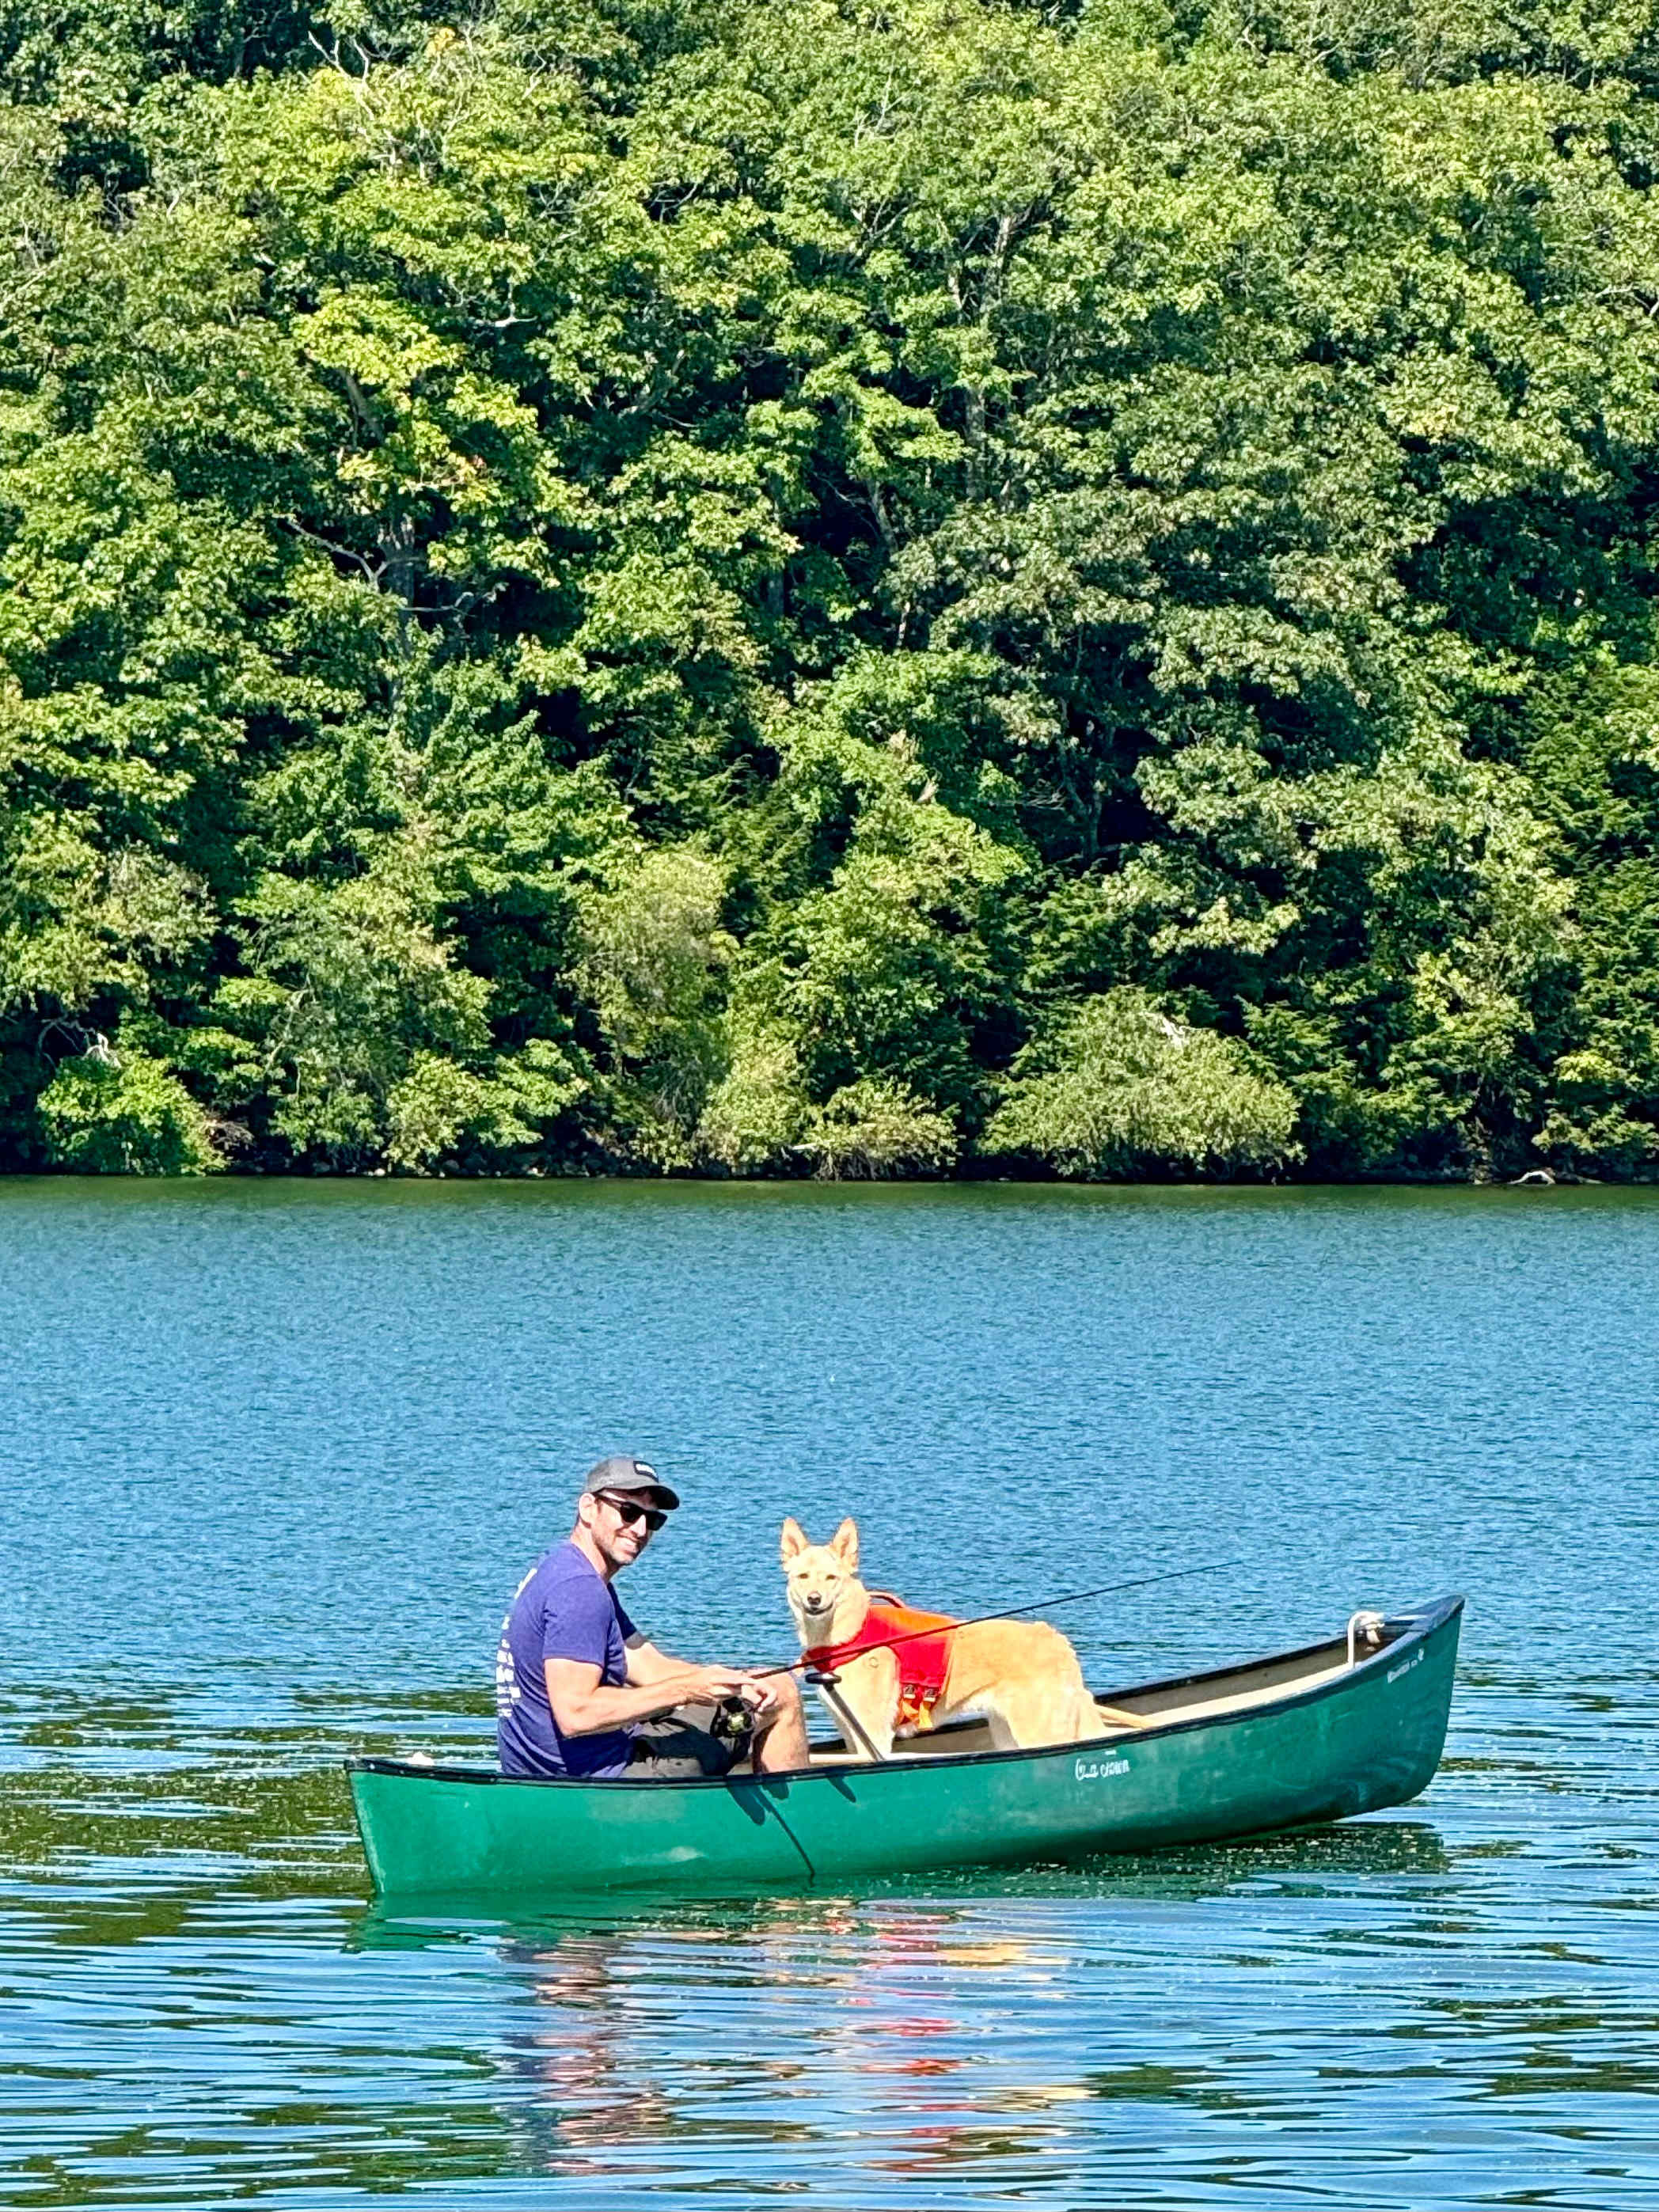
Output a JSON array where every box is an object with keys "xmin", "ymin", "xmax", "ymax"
[
  {"xmin": 675, "ymin": 1664, "xmax": 753, "ymax": 1707},
  {"xmin": 694, "ymin": 1668, "xmax": 791, "ymax": 1715},
  {"xmin": 547, "ymin": 1656, "xmax": 757, "ymax": 1734},
  {"xmin": 735, "ymin": 1672, "xmax": 785, "ymax": 1716}
]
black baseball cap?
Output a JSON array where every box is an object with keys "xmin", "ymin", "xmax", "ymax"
[{"xmin": 582, "ymin": 1455, "xmax": 680, "ymax": 1512}]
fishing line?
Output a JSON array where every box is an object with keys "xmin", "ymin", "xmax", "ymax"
[{"xmin": 747, "ymin": 1554, "xmax": 1249, "ymax": 1680}]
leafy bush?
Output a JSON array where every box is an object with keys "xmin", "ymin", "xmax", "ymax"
[
  {"xmin": 37, "ymin": 1049, "xmax": 220, "ymax": 1174},
  {"xmin": 798, "ymin": 1080, "xmax": 959, "ymax": 1181},
  {"xmin": 985, "ymin": 993, "xmax": 1300, "ymax": 1178}
]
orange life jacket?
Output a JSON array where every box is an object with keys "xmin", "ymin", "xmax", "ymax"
[{"xmin": 805, "ymin": 1592, "xmax": 957, "ymax": 1732}]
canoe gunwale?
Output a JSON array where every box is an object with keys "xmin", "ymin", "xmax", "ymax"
[
  {"xmin": 347, "ymin": 1592, "xmax": 1464, "ymax": 1796},
  {"xmin": 1097, "ymin": 1598, "xmax": 1446, "ymax": 1704}
]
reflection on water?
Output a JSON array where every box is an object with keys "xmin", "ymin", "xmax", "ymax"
[
  {"xmin": 3, "ymin": 1678, "xmax": 1655, "ymax": 2210},
  {"xmin": 2, "ymin": 1182, "xmax": 1659, "ymax": 2206}
]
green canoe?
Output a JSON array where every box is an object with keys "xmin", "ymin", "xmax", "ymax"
[{"xmin": 347, "ymin": 1594, "xmax": 1462, "ymax": 1899}]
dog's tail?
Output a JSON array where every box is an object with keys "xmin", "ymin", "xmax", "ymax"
[{"xmin": 1080, "ymin": 1691, "xmax": 1152, "ymax": 1737}]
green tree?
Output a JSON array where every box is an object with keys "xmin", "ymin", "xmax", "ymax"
[{"xmin": 2, "ymin": 0, "xmax": 1657, "ymax": 1180}]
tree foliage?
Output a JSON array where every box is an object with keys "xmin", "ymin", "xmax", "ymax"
[
  {"xmin": 988, "ymin": 989, "xmax": 1300, "ymax": 1177},
  {"xmin": 2, "ymin": 0, "xmax": 1657, "ymax": 1178}
]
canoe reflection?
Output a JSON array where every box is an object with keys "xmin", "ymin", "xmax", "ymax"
[
  {"xmin": 348, "ymin": 1823, "xmax": 1451, "ymax": 2181},
  {"xmin": 493, "ymin": 1901, "xmax": 1060, "ymax": 2175},
  {"xmin": 510, "ymin": 1929, "xmax": 681, "ymax": 2160}
]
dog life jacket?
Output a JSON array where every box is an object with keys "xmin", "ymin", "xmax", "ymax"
[{"xmin": 805, "ymin": 1593, "xmax": 957, "ymax": 1733}]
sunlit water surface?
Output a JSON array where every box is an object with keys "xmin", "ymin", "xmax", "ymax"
[{"xmin": 1, "ymin": 1180, "xmax": 1656, "ymax": 2208}]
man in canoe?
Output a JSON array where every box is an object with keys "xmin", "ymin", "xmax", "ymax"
[{"xmin": 495, "ymin": 1455, "xmax": 809, "ymax": 1779}]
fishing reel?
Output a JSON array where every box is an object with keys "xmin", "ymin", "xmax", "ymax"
[{"xmin": 709, "ymin": 1695, "xmax": 758, "ymax": 1747}]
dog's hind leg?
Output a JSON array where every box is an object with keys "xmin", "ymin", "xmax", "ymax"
[
  {"xmin": 980, "ymin": 1684, "xmax": 1090, "ymax": 1751},
  {"xmin": 1070, "ymin": 1691, "xmax": 1110, "ymax": 1741}
]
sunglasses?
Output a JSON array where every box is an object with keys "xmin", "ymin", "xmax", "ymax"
[{"xmin": 599, "ymin": 1493, "xmax": 667, "ymax": 1532}]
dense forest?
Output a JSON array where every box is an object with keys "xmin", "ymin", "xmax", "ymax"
[{"xmin": 2, "ymin": 0, "xmax": 1657, "ymax": 1178}]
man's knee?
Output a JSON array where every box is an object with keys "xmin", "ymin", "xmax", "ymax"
[{"xmin": 754, "ymin": 1672, "xmax": 803, "ymax": 1741}]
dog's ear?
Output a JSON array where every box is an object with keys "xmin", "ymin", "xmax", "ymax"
[
  {"xmin": 780, "ymin": 1516, "xmax": 808, "ymax": 1565},
  {"xmin": 830, "ymin": 1516, "xmax": 860, "ymax": 1573}
]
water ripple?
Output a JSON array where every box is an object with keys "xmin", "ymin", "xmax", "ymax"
[{"xmin": 2, "ymin": 1183, "xmax": 1657, "ymax": 2207}]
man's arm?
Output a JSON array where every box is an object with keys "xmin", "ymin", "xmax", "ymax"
[
  {"xmin": 544, "ymin": 1654, "xmax": 751, "ymax": 1738},
  {"xmin": 626, "ymin": 1634, "xmax": 789, "ymax": 1715},
  {"xmin": 623, "ymin": 1635, "xmax": 685, "ymax": 1688}
]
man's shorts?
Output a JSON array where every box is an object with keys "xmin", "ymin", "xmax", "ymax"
[{"xmin": 625, "ymin": 1702, "xmax": 745, "ymax": 1779}]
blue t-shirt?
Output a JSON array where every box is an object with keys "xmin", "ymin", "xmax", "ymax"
[{"xmin": 495, "ymin": 1542, "xmax": 640, "ymax": 1778}]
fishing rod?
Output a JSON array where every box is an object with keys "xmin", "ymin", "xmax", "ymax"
[{"xmin": 744, "ymin": 1554, "xmax": 1249, "ymax": 1683}]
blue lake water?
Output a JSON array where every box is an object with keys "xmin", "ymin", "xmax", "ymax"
[{"xmin": 1, "ymin": 1178, "xmax": 1656, "ymax": 2208}]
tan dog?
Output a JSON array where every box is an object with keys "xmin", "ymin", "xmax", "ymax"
[{"xmin": 780, "ymin": 1516, "xmax": 1111, "ymax": 1758}]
